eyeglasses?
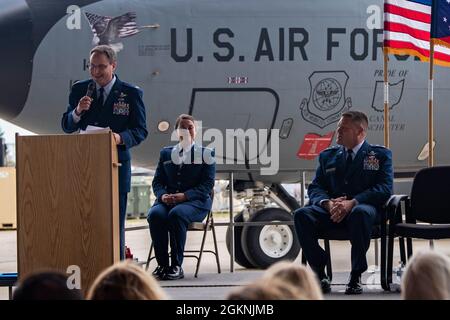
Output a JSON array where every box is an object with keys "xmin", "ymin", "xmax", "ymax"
[{"xmin": 89, "ymin": 63, "xmax": 110, "ymax": 71}]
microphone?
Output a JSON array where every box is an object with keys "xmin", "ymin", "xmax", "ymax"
[
  {"xmin": 75, "ymin": 82, "xmax": 95, "ymax": 117},
  {"xmin": 86, "ymin": 82, "xmax": 96, "ymax": 98}
]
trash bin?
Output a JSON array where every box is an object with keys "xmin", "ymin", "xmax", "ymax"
[
  {"xmin": 136, "ymin": 184, "xmax": 151, "ymax": 219},
  {"xmin": 126, "ymin": 189, "xmax": 138, "ymax": 219},
  {"xmin": 126, "ymin": 184, "xmax": 152, "ymax": 219}
]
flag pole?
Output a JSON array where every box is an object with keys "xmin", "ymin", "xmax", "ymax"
[
  {"xmin": 428, "ymin": 40, "xmax": 435, "ymax": 167},
  {"xmin": 383, "ymin": 48, "xmax": 390, "ymax": 148}
]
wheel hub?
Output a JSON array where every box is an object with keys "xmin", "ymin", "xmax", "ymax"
[{"xmin": 259, "ymin": 222, "xmax": 293, "ymax": 258}]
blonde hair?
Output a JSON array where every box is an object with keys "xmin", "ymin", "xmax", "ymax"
[
  {"xmin": 87, "ymin": 261, "xmax": 167, "ymax": 300},
  {"xmin": 263, "ymin": 261, "xmax": 323, "ymax": 300},
  {"xmin": 402, "ymin": 250, "xmax": 450, "ymax": 300},
  {"xmin": 226, "ymin": 278, "xmax": 309, "ymax": 300}
]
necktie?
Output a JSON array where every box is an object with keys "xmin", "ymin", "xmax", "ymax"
[
  {"xmin": 345, "ymin": 149, "xmax": 353, "ymax": 172},
  {"xmin": 97, "ymin": 87, "xmax": 104, "ymax": 106},
  {"xmin": 179, "ymin": 149, "xmax": 184, "ymax": 167}
]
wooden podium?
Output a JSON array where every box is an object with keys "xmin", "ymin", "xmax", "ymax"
[{"xmin": 16, "ymin": 132, "xmax": 120, "ymax": 292}]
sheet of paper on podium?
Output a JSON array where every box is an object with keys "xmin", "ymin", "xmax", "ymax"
[{"xmin": 80, "ymin": 125, "xmax": 110, "ymax": 134}]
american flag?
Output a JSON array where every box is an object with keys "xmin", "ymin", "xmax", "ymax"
[
  {"xmin": 431, "ymin": 0, "xmax": 450, "ymax": 49},
  {"xmin": 384, "ymin": 0, "xmax": 450, "ymax": 66}
]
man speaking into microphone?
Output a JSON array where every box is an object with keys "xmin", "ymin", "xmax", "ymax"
[{"xmin": 61, "ymin": 45, "xmax": 148, "ymax": 259}]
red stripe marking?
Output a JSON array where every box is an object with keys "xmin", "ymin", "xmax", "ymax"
[
  {"xmin": 384, "ymin": 21, "xmax": 430, "ymax": 41},
  {"xmin": 385, "ymin": 3, "xmax": 431, "ymax": 23}
]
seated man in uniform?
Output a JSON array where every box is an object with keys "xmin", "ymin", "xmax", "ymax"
[
  {"xmin": 294, "ymin": 110, "xmax": 393, "ymax": 294},
  {"xmin": 147, "ymin": 114, "xmax": 215, "ymax": 280}
]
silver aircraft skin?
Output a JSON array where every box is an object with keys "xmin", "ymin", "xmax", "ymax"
[
  {"xmin": 1, "ymin": 0, "xmax": 449, "ymax": 267},
  {"xmin": 2, "ymin": 0, "xmax": 449, "ymax": 181}
]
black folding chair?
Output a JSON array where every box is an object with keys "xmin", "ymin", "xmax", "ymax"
[
  {"xmin": 386, "ymin": 166, "xmax": 450, "ymax": 288},
  {"xmin": 301, "ymin": 197, "xmax": 399, "ymax": 291}
]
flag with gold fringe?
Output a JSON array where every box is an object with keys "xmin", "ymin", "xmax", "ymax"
[
  {"xmin": 431, "ymin": 0, "xmax": 450, "ymax": 49},
  {"xmin": 384, "ymin": 0, "xmax": 450, "ymax": 66}
]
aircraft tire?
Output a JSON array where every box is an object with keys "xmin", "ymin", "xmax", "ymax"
[
  {"xmin": 241, "ymin": 208, "xmax": 300, "ymax": 269},
  {"xmin": 225, "ymin": 212, "xmax": 256, "ymax": 268}
]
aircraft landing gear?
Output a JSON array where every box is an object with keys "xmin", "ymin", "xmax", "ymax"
[
  {"xmin": 225, "ymin": 211, "xmax": 255, "ymax": 268},
  {"xmin": 226, "ymin": 208, "xmax": 300, "ymax": 269}
]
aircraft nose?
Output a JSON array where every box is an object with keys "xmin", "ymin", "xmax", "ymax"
[{"xmin": 0, "ymin": 0, "xmax": 33, "ymax": 120}]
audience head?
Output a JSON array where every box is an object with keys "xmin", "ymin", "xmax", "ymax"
[
  {"xmin": 13, "ymin": 270, "xmax": 83, "ymax": 300},
  {"xmin": 227, "ymin": 278, "xmax": 308, "ymax": 300},
  {"xmin": 263, "ymin": 261, "xmax": 323, "ymax": 300},
  {"xmin": 402, "ymin": 250, "xmax": 450, "ymax": 300},
  {"xmin": 87, "ymin": 261, "xmax": 167, "ymax": 300}
]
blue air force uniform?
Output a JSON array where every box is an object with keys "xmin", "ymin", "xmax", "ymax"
[
  {"xmin": 61, "ymin": 76, "xmax": 148, "ymax": 259},
  {"xmin": 294, "ymin": 141, "xmax": 393, "ymax": 276},
  {"xmin": 147, "ymin": 145, "xmax": 215, "ymax": 268}
]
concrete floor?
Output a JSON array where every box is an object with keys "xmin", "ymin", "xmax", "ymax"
[{"xmin": 1, "ymin": 217, "xmax": 448, "ymax": 300}]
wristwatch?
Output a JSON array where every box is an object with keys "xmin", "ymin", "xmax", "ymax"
[{"xmin": 74, "ymin": 108, "xmax": 82, "ymax": 116}]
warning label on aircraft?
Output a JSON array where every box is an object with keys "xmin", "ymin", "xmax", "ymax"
[
  {"xmin": 300, "ymin": 71, "xmax": 352, "ymax": 129},
  {"xmin": 297, "ymin": 131, "xmax": 335, "ymax": 160}
]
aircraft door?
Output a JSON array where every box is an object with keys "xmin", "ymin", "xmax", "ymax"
[{"xmin": 189, "ymin": 88, "xmax": 279, "ymax": 166}]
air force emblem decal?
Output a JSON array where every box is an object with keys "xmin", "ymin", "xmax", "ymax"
[{"xmin": 299, "ymin": 71, "xmax": 352, "ymax": 129}]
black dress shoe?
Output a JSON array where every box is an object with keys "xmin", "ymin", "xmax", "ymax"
[
  {"xmin": 320, "ymin": 277, "xmax": 331, "ymax": 294},
  {"xmin": 345, "ymin": 275, "xmax": 363, "ymax": 295},
  {"xmin": 164, "ymin": 266, "xmax": 184, "ymax": 280},
  {"xmin": 152, "ymin": 265, "xmax": 167, "ymax": 279}
]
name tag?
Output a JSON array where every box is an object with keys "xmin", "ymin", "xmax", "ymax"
[
  {"xmin": 325, "ymin": 167, "xmax": 336, "ymax": 174},
  {"xmin": 364, "ymin": 155, "xmax": 380, "ymax": 171}
]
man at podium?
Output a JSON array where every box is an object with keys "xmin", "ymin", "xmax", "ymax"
[{"xmin": 61, "ymin": 45, "xmax": 148, "ymax": 259}]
